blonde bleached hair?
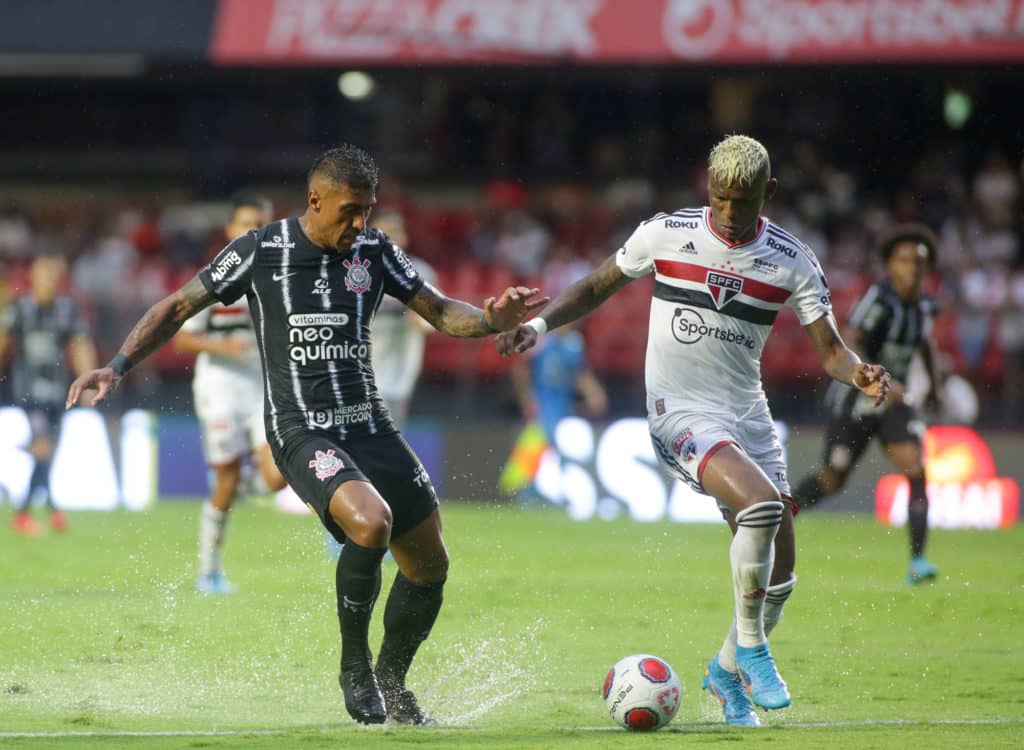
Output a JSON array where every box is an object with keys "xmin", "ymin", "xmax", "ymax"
[{"xmin": 708, "ymin": 134, "xmax": 771, "ymax": 187}]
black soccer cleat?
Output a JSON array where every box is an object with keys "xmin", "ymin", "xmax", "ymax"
[
  {"xmin": 339, "ymin": 667, "xmax": 386, "ymax": 724},
  {"xmin": 378, "ymin": 677, "xmax": 437, "ymax": 725}
]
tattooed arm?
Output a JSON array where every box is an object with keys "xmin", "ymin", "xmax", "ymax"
[
  {"xmin": 66, "ymin": 276, "xmax": 217, "ymax": 408},
  {"xmin": 406, "ymin": 283, "xmax": 548, "ymax": 338},
  {"xmin": 496, "ymin": 252, "xmax": 633, "ymax": 356}
]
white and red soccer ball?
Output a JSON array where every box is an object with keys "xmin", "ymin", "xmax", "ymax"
[{"xmin": 603, "ymin": 654, "xmax": 682, "ymax": 731}]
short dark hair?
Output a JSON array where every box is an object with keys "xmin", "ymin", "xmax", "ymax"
[
  {"xmin": 879, "ymin": 223, "xmax": 939, "ymax": 267},
  {"xmin": 230, "ymin": 190, "xmax": 272, "ymax": 216},
  {"xmin": 307, "ymin": 144, "xmax": 378, "ymax": 190}
]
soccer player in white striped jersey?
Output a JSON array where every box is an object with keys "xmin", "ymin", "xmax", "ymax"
[
  {"xmin": 174, "ymin": 193, "xmax": 287, "ymax": 594},
  {"xmin": 498, "ymin": 135, "xmax": 891, "ymax": 726}
]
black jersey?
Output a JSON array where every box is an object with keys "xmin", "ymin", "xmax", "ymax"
[
  {"xmin": 198, "ymin": 218, "xmax": 425, "ymax": 446},
  {"xmin": 827, "ymin": 279, "xmax": 939, "ymax": 418},
  {"xmin": 0, "ymin": 294, "xmax": 88, "ymax": 409}
]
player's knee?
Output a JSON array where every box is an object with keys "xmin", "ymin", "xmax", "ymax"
[
  {"xmin": 819, "ymin": 468, "xmax": 846, "ymax": 495},
  {"xmin": 339, "ymin": 505, "xmax": 393, "ymax": 547},
  {"xmin": 403, "ymin": 548, "xmax": 449, "ymax": 585}
]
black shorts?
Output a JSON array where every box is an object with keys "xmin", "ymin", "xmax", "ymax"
[
  {"xmin": 273, "ymin": 429, "xmax": 438, "ymax": 544},
  {"xmin": 821, "ymin": 401, "xmax": 924, "ymax": 474}
]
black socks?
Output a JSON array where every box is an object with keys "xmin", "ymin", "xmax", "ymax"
[
  {"xmin": 376, "ymin": 572, "xmax": 445, "ymax": 691},
  {"xmin": 907, "ymin": 474, "xmax": 929, "ymax": 557},
  {"xmin": 336, "ymin": 541, "xmax": 387, "ymax": 672}
]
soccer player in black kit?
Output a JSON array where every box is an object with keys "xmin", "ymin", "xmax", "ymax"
[
  {"xmin": 792, "ymin": 225, "xmax": 942, "ymax": 585},
  {"xmin": 1, "ymin": 252, "xmax": 98, "ymax": 535},
  {"xmin": 67, "ymin": 144, "xmax": 548, "ymax": 725}
]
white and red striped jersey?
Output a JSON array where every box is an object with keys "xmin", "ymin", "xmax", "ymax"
[
  {"xmin": 180, "ymin": 298, "xmax": 262, "ymax": 383},
  {"xmin": 616, "ymin": 207, "xmax": 832, "ymax": 415}
]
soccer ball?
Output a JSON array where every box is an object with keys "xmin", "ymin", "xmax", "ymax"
[{"xmin": 602, "ymin": 654, "xmax": 682, "ymax": 731}]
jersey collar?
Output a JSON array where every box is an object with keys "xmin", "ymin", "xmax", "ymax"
[{"xmin": 705, "ymin": 208, "xmax": 766, "ymax": 249}]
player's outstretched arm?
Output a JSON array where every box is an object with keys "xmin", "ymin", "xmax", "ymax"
[
  {"xmin": 66, "ymin": 276, "xmax": 217, "ymax": 409},
  {"xmin": 496, "ymin": 253, "xmax": 632, "ymax": 357},
  {"xmin": 406, "ymin": 283, "xmax": 548, "ymax": 338},
  {"xmin": 804, "ymin": 313, "xmax": 891, "ymax": 406}
]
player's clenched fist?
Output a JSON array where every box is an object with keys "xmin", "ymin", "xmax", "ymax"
[
  {"xmin": 853, "ymin": 363, "xmax": 891, "ymax": 406},
  {"xmin": 495, "ymin": 324, "xmax": 538, "ymax": 357}
]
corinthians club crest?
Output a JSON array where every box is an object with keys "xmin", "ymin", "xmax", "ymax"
[
  {"xmin": 343, "ymin": 258, "xmax": 372, "ymax": 294},
  {"xmin": 308, "ymin": 449, "xmax": 344, "ymax": 481}
]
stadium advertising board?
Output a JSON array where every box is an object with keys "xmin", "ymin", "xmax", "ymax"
[
  {"xmin": 0, "ymin": 407, "xmax": 156, "ymax": 511},
  {"xmin": 516, "ymin": 416, "xmax": 758, "ymax": 523},
  {"xmin": 212, "ymin": 0, "xmax": 1024, "ymax": 65},
  {"xmin": 875, "ymin": 426, "xmax": 1020, "ymax": 529}
]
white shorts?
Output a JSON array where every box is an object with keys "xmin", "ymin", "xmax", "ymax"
[
  {"xmin": 193, "ymin": 374, "xmax": 265, "ymax": 466},
  {"xmin": 648, "ymin": 403, "xmax": 791, "ymax": 505}
]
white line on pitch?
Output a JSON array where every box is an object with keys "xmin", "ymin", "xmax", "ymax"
[{"xmin": 2, "ymin": 717, "xmax": 1022, "ymax": 738}]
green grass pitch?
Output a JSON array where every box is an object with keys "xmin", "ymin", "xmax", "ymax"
[{"xmin": 1, "ymin": 500, "xmax": 1022, "ymax": 748}]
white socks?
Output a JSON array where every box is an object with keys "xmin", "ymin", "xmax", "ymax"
[
  {"xmin": 199, "ymin": 502, "xmax": 229, "ymax": 576},
  {"xmin": 718, "ymin": 573, "xmax": 796, "ymax": 671},
  {"xmin": 764, "ymin": 574, "xmax": 796, "ymax": 635},
  {"xmin": 729, "ymin": 501, "xmax": 784, "ymax": 649}
]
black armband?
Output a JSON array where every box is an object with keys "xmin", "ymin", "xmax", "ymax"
[
  {"xmin": 481, "ymin": 312, "xmax": 499, "ymax": 334},
  {"xmin": 107, "ymin": 353, "xmax": 133, "ymax": 377}
]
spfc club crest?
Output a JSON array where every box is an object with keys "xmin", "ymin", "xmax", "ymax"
[
  {"xmin": 308, "ymin": 449, "xmax": 344, "ymax": 480},
  {"xmin": 705, "ymin": 270, "xmax": 743, "ymax": 308},
  {"xmin": 672, "ymin": 429, "xmax": 697, "ymax": 463},
  {"xmin": 343, "ymin": 258, "xmax": 372, "ymax": 294}
]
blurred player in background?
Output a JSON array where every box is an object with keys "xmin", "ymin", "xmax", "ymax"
[
  {"xmin": 67, "ymin": 144, "xmax": 547, "ymax": 726},
  {"xmin": 510, "ymin": 320, "xmax": 607, "ymax": 502},
  {"xmin": 1, "ymin": 252, "xmax": 97, "ymax": 535},
  {"xmin": 793, "ymin": 225, "xmax": 942, "ymax": 585},
  {"xmin": 368, "ymin": 209, "xmax": 435, "ymax": 428},
  {"xmin": 498, "ymin": 135, "xmax": 890, "ymax": 727},
  {"xmin": 173, "ymin": 192, "xmax": 287, "ymax": 594}
]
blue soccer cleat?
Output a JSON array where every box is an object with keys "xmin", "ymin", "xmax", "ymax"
[
  {"xmin": 703, "ymin": 656, "xmax": 760, "ymax": 727},
  {"xmin": 736, "ymin": 643, "xmax": 790, "ymax": 710},
  {"xmin": 195, "ymin": 572, "xmax": 234, "ymax": 595},
  {"xmin": 907, "ymin": 555, "xmax": 938, "ymax": 584}
]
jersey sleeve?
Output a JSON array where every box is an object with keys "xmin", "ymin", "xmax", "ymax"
[
  {"xmin": 786, "ymin": 250, "xmax": 834, "ymax": 326},
  {"xmin": 615, "ymin": 221, "xmax": 657, "ymax": 278},
  {"xmin": 848, "ymin": 284, "xmax": 888, "ymax": 336},
  {"xmin": 381, "ymin": 241, "xmax": 425, "ymax": 304},
  {"xmin": 198, "ymin": 233, "xmax": 258, "ymax": 305}
]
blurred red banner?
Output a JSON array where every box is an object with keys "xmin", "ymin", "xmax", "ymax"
[
  {"xmin": 876, "ymin": 426, "xmax": 1020, "ymax": 529},
  {"xmin": 212, "ymin": 0, "xmax": 1024, "ymax": 65}
]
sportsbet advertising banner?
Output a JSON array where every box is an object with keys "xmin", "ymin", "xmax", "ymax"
[{"xmin": 211, "ymin": 0, "xmax": 1024, "ymax": 65}]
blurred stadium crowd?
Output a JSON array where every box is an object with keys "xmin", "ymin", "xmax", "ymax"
[
  {"xmin": 2, "ymin": 134, "xmax": 1022, "ymax": 426},
  {"xmin": 1, "ymin": 57, "xmax": 1023, "ymax": 425}
]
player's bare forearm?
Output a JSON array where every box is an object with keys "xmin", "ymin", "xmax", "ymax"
[
  {"xmin": 806, "ymin": 314, "xmax": 862, "ymax": 384},
  {"xmin": 407, "ymin": 283, "xmax": 548, "ymax": 338},
  {"xmin": 540, "ymin": 254, "xmax": 631, "ymax": 331},
  {"xmin": 805, "ymin": 314, "xmax": 890, "ymax": 405},
  {"xmin": 69, "ymin": 335, "xmax": 98, "ymax": 376},
  {"xmin": 121, "ymin": 277, "xmax": 215, "ymax": 363},
  {"xmin": 66, "ymin": 276, "xmax": 215, "ymax": 409}
]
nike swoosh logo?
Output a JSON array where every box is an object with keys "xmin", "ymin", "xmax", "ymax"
[{"xmin": 272, "ymin": 271, "xmax": 296, "ymax": 281}]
